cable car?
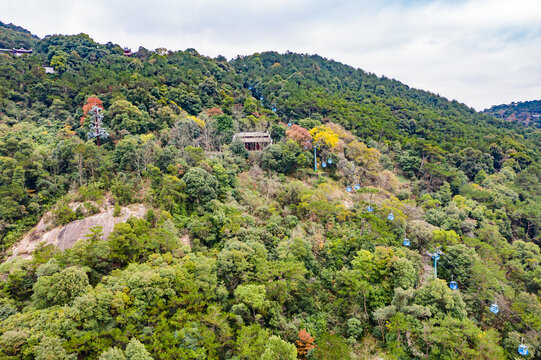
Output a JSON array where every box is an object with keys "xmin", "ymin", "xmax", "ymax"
[
  {"xmin": 354, "ymin": 184, "xmax": 360, "ymax": 191},
  {"xmin": 322, "ymin": 161, "xmax": 327, "ymax": 168},
  {"xmin": 387, "ymin": 212, "xmax": 395, "ymax": 221},
  {"xmin": 260, "ymin": 96, "xmax": 264, "ymax": 101},
  {"xmin": 403, "ymin": 238, "xmax": 410, "ymax": 247},
  {"xmin": 449, "ymin": 276, "xmax": 458, "ymax": 290},
  {"xmin": 248, "ymin": 86, "xmax": 253, "ymax": 90},
  {"xmin": 346, "ymin": 186, "xmax": 352, "ymax": 192},
  {"xmin": 490, "ymin": 303, "xmax": 500, "ymax": 314},
  {"xmin": 518, "ymin": 339, "xmax": 529, "ymax": 356},
  {"xmin": 288, "ymin": 122, "xmax": 292, "ymax": 127},
  {"xmin": 367, "ymin": 205, "xmax": 373, "ymax": 212},
  {"xmin": 327, "ymin": 158, "xmax": 333, "ymax": 164}
]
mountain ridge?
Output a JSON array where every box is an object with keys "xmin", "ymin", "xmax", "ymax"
[
  {"xmin": 484, "ymin": 99, "xmax": 541, "ymax": 128},
  {"xmin": 0, "ymin": 21, "xmax": 539, "ymax": 360}
]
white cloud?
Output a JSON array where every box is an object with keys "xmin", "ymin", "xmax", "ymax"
[{"xmin": 3, "ymin": 0, "xmax": 541, "ymax": 109}]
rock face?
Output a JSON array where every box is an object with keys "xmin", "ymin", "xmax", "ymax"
[{"xmin": 9, "ymin": 204, "xmax": 147, "ymax": 259}]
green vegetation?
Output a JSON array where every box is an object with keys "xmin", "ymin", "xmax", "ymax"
[
  {"xmin": 0, "ymin": 24, "xmax": 539, "ymax": 359},
  {"xmin": 485, "ymin": 100, "xmax": 541, "ymax": 128}
]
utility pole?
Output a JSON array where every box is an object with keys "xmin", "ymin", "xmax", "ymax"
[
  {"xmin": 87, "ymin": 106, "xmax": 109, "ymax": 147},
  {"xmin": 313, "ymin": 144, "xmax": 318, "ymax": 171}
]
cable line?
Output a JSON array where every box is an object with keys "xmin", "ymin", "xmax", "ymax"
[
  {"xmin": 437, "ymin": 252, "xmax": 540, "ymax": 337},
  {"xmin": 436, "ymin": 261, "xmax": 537, "ymax": 355}
]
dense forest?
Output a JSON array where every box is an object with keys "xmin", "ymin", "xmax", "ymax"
[
  {"xmin": 485, "ymin": 100, "xmax": 541, "ymax": 128},
  {"xmin": 0, "ymin": 22, "xmax": 540, "ymax": 359}
]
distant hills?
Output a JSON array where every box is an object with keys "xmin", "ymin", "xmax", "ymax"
[
  {"xmin": 484, "ymin": 100, "xmax": 541, "ymax": 128},
  {"xmin": 0, "ymin": 21, "xmax": 38, "ymax": 49}
]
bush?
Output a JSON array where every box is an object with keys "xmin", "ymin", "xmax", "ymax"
[
  {"xmin": 53, "ymin": 206, "xmax": 77, "ymax": 226},
  {"xmin": 113, "ymin": 203, "xmax": 121, "ymax": 217}
]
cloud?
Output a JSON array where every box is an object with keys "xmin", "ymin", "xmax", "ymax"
[{"xmin": 3, "ymin": 0, "xmax": 541, "ymax": 109}]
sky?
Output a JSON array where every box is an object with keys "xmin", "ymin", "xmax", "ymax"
[{"xmin": 3, "ymin": 0, "xmax": 541, "ymax": 110}]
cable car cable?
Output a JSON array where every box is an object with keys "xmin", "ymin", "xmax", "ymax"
[
  {"xmin": 438, "ymin": 252, "xmax": 540, "ymax": 337},
  {"xmin": 437, "ymin": 262, "xmax": 533, "ymax": 333},
  {"xmin": 436, "ymin": 261, "xmax": 537, "ymax": 355}
]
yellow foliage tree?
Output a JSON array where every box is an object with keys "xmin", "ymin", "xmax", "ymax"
[
  {"xmin": 309, "ymin": 125, "xmax": 339, "ymax": 148},
  {"xmin": 327, "ymin": 122, "xmax": 355, "ymax": 144},
  {"xmin": 187, "ymin": 115, "xmax": 205, "ymax": 129},
  {"xmin": 346, "ymin": 140, "xmax": 381, "ymax": 171},
  {"xmin": 140, "ymin": 133, "xmax": 155, "ymax": 144}
]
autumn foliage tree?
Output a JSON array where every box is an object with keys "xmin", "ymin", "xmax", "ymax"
[
  {"xmin": 286, "ymin": 124, "xmax": 312, "ymax": 148},
  {"xmin": 81, "ymin": 96, "xmax": 104, "ymax": 125},
  {"xmin": 309, "ymin": 125, "xmax": 339, "ymax": 148},
  {"xmin": 296, "ymin": 329, "xmax": 315, "ymax": 359},
  {"xmin": 206, "ymin": 107, "xmax": 224, "ymax": 117}
]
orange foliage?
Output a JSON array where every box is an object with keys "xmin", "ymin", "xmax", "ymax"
[
  {"xmin": 206, "ymin": 107, "xmax": 223, "ymax": 117},
  {"xmin": 296, "ymin": 329, "xmax": 316, "ymax": 359},
  {"xmin": 286, "ymin": 124, "xmax": 312, "ymax": 148},
  {"xmin": 81, "ymin": 96, "xmax": 104, "ymax": 125}
]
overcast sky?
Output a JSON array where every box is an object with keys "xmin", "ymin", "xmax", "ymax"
[{"xmin": 3, "ymin": 0, "xmax": 541, "ymax": 110}]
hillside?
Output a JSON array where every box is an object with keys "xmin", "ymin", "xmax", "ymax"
[
  {"xmin": 0, "ymin": 21, "xmax": 38, "ymax": 49},
  {"xmin": 0, "ymin": 23, "xmax": 539, "ymax": 359},
  {"xmin": 485, "ymin": 100, "xmax": 541, "ymax": 128}
]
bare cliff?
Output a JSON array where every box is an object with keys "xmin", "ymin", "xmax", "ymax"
[{"xmin": 9, "ymin": 203, "xmax": 147, "ymax": 259}]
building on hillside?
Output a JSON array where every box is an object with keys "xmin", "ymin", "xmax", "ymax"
[
  {"xmin": 42, "ymin": 66, "xmax": 55, "ymax": 74},
  {"xmin": 232, "ymin": 132, "xmax": 272, "ymax": 151},
  {"xmin": 123, "ymin": 47, "xmax": 132, "ymax": 56},
  {"xmin": 0, "ymin": 48, "xmax": 33, "ymax": 56}
]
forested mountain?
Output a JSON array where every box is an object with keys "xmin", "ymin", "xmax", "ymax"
[
  {"xmin": 0, "ymin": 23, "xmax": 539, "ymax": 359},
  {"xmin": 0, "ymin": 21, "xmax": 38, "ymax": 49},
  {"xmin": 485, "ymin": 100, "xmax": 541, "ymax": 128}
]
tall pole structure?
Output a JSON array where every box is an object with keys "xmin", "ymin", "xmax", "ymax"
[
  {"xmin": 427, "ymin": 248, "xmax": 443, "ymax": 278},
  {"xmin": 87, "ymin": 106, "xmax": 109, "ymax": 147},
  {"xmin": 314, "ymin": 144, "xmax": 317, "ymax": 171}
]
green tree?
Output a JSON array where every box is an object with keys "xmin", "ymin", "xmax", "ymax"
[
  {"xmin": 125, "ymin": 338, "xmax": 152, "ymax": 360},
  {"xmin": 427, "ymin": 316, "xmax": 506, "ymax": 359},
  {"xmin": 183, "ymin": 167, "xmax": 218, "ymax": 206},
  {"xmin": 50, "ymin": 51, "xmax": 68, "ymax": 72},
  {"xmin": 34, "ymin": 336, "xmax": 75, "ymax": 360},
  {"xmin": 234, "ymin": 284, "xmax": 269, "ymax": 319},
  {"xmin": 260, "ymin": 336, "xmax": 297, "ymax": 360},
  {"xmin": 32, "ymin": 266, "xmax": 89, "ymax": 308},
  {"xmin": 312, "ymin": 333, "xmax": 351, "ymax": 360},
  {"xmin": 414, "ymin": 279, "xmax": 467, "ymax": 319},
  {"xmin": 99, "ymin": 347, "xmax": 126, "ymax": 360},
  {"xmin": 107, "ymin": 100, "xmax": 149, "ymax": 134},
  {"xmin": 235, "ymin": 324, "xmax": 270, "ymax": 359}
]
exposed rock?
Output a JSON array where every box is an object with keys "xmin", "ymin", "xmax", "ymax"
[{"xmin": 9, "ymin": 204, "xmax": 147, "ymax": 259}]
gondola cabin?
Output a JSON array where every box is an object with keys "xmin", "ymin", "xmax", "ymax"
[
  {"xmin": 518, "ymin": 344, "xmax": 529, "ymax": 356},
  {"xmin": 403, "ymin": 238, "xmax": 410, "ymax": 247}
]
